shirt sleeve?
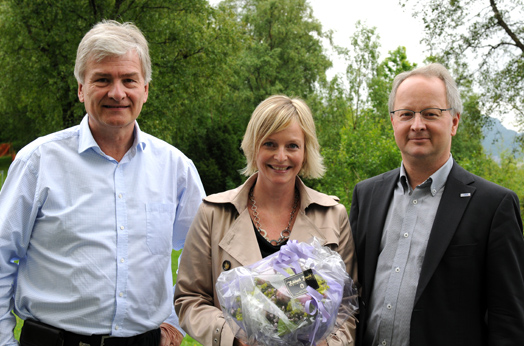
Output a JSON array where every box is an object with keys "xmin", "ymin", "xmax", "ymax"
[
  {"xmin": 0, "ymin": 158, "xmax": 40, "ymax": 346},
  {"xmin": 167, "ymin": 158, "xmax": 205, "ymax": 334},
  {"xmin": 172, "ymin": 159, "xmax": 206, "ymax": 251}
]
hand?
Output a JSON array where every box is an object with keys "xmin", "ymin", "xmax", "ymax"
[
  {"xmin": 233, "ymin": 338, "xmax": 248, "ymax": 346},
  {"xmin": 159, "ymin": 323, "xmax": 184, "ymax": 346}
]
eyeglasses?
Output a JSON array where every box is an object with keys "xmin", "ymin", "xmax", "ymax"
[{"xmin": 390, "ymin": 108, "xmax": 453, "ymax": 122}]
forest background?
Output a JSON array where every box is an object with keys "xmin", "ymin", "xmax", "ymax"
[{"xmin": 1, "ymin": 0, "xmax": 523, "ymax": 344}]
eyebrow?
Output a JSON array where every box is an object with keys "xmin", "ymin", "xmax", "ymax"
[{"xmin": 90, "ymin": 72, "xmax": 141, "ymax": 79}]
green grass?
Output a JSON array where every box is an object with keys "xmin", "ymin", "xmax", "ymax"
[
  {"xmin": 13, "ymin": 250, "xmax": 202, "ymax": 345},
  {"xmin": 0, "ymin": 156, "xmax": 11, "ymax": 186},
  {"xmin": 0, "ymin": 155, "xmax": 11, "ymax": 170}
]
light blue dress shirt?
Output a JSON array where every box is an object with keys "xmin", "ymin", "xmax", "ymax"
[{"xmin": 0, "ymin": 115, "xmax": 205, "ymax": 345}]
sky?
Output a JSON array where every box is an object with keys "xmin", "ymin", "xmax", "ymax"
[
  {"xmin": 306, "ymin": 0, "xmax": 426, "ymax": 76},
  {"xmin": 208, "ymin": 0, "xmax": 520, "ymax": 132}
]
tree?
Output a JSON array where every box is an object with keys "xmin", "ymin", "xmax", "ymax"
[
  {"xmin": 311, "ymin": 23, "xmax": 413, "ymax": 206},
  {"xmin": 0, "ymin": 0, "xmax": 248, "ymax": 193},
  {"xmin": 401, "ymin": 0, "xmax": 524, "ymax": 132},
  {"xmin": 223, "ymin": 0, "xmax": 332, "ymax": 109}
]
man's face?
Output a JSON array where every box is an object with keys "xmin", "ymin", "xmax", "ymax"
[
  {"xmin": 78, "ymin": 51, "xmax": 148, "ymax": 136},
  {"xmin": 391, "ymin": 75, "xmax": 460, "ymax": 168}
]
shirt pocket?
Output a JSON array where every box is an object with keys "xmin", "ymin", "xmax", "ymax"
[{"xmin": 146, "ymin": 202, "xmax": 175, "ymax": 255}]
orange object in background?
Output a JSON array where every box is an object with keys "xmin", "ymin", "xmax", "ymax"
[{"xmin": 0, "ymin": 143, "xmax": 15, "ymax": 160}]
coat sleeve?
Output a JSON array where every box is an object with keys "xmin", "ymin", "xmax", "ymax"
[
  {"xmin": 174, "ymin": 202, "xmax": 236, "ymax": 346},
  {"xmin": 327, "ymin": 203, "xmax": 358, "ymax": 346},
  {"xmin": 487, "ymin": 191, "xmax": 524, "ymax": 345}
]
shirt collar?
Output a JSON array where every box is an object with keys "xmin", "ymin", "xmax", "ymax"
[
  {"xmin": 77, "ymin": 115, "xmax": 147, "ymax": 155},
  {"xmin": 399, "ymin": 155, "xmax": 454, "ymax": 196}
]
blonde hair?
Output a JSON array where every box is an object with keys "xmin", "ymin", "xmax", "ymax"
[
  {"xmin": 241, "ymin": 95, "xmax": 325, "ymax": 179},
  {"xmin": 74, "ymin": 20, "xmax": 151, "ymax": 84}
]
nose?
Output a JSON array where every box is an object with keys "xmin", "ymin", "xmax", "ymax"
[
  {"xmin": 108, "ymin": 82, "xmax": 126, "ymax": 100},
  {"xmin": 410, "ymin": 113, "xmax": 427, "ymax": 131},
  {"xmin": 274, "ymin": 146, "xmax": 287, "ymax": 161}
]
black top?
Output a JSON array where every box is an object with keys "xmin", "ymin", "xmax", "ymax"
[{"xmin": 252, "ymin": 221, "xmax": 286, "ymax": 258}]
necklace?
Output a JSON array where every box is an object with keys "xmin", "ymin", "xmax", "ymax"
[{"xmin": 249, "ymin": 186, "xmax": 299, "ymax": 246}]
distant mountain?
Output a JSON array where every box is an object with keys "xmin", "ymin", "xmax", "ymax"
[{"xmin": 482, "ymin": 117, "xmax": 523, "ymax": 162}]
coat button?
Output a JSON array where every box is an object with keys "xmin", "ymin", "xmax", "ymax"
[{"xmin": 222, "ymin": 260, "xmax": 231, "ymax": 271}]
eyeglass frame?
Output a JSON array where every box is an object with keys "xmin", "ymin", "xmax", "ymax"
[{"xmin": 390, "ymin": 108, "xmax": 454, "ymax": 121}]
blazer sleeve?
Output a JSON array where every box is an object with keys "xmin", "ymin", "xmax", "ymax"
[
  {"xmin": 174, "ymin": 202, "xmax": 236, "ymax": 346},
  {"xmin": 486, "ymin": 191, "xmax": 524, "ymax": 344}
]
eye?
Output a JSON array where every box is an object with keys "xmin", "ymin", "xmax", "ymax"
[
  {"xmin": 94, "ymin": 78, "xmax": 109, "ymax": 84},
  {"xmin": 398, "ymin": 110, "xmax": 414, "ymax": 119},
  {"xmin": 421, "ymin": 109, "xmax": 441, "ymax": 119},
  {"xmin": 262, "ymin": 141, "xmax": 275, "ymax": 148},
  {"xmin": 288, "ymin": 143, "xmax": 300, "ymax": 149}
]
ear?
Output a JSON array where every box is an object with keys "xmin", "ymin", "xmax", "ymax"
[
  {"xmin": 78, "ymin": 83, "xmax": 85, "ymax": 103},
  {"xmin": 451, "ymin": 112, "xmax": 461, "ymax": 136},
  {"xmin": 143, "ymin": 83, "xmax": 149, "ymax": 103}
]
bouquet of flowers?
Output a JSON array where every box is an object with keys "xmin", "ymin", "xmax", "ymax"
[{"xmin": 216, "ymin": 238, "xmax": 358, "ymax": 346}]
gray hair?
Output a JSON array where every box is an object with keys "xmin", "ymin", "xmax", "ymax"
[
  {"xmin": 74, "ymin": 20, "xmax": 151, "ymax": 84},
  {"xmin": 388, "ymin": 63, "xmax": 463, "ymax": 117},
  {"xmin": 241, "ymin": 95, "xmax": 325, "ymax": 179}
]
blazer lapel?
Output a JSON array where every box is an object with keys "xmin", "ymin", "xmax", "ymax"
[
  {"xmin": 363, "ymin": 170, "xmax": 399, "ymax": 301},
  {"xmin": 415, "ymin": 163, "xmax": 476, "ymax": 303}
]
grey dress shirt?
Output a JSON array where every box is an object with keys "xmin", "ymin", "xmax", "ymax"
[{"xmin": 365, "ymin": 156, "xmax": 453, "ymax": 346}]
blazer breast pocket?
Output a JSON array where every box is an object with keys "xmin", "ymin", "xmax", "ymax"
[{"xmin": 444, "ymin": 243, "xmax": 477, "ymax": 258}]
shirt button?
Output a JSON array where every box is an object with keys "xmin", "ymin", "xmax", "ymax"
[
  {"xmin": 404, "ymin": 232, "xmax": 409, "ymax": 238},
  {"xmin": 120, "ymin": 226, "xmax": 124, "ymax": 230},
  {"xmin": 413, "ymin": 200, "xmax": 418, "ymax": 205},
  {"xmin": 432, "ymin": 189, "xmax": 436, "ymax": 194},
  {"xmin": 115, "ymin": 325, "xmax": 119, "ymax": 330},
  {"xmin": 119, "ymin": 292, "xmax": 123, "ymax": 297},
  {"xmin": 120, "ymin": 258, "xmax": 125, "ymax": 263},
  {"xmin": 395, "ymin": 267, "xmax": 400, "ymax": 272},
  {"xmin": 387, "ymin": 304, "xmax": 392, "ymax": 309},
  {"xmin": 118, "ymin": 193, "xmax": 123, "ymax": 199},
  {"xmin": 382, "ymin": 341, "xmax": 387, "ymax": 346}
]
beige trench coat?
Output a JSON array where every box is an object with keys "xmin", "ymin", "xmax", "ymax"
[{"xmin": 174, "ymin": 174, "xmax": 358, "ymax": 346}]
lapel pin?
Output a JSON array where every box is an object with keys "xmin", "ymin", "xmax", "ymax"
[{"xmin": 460, "ymin": 193, "xmax": 471, "ymax": 198}]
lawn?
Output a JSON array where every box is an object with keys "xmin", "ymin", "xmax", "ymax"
[{"xmin": 0, "ymin": 156, "xmax": 11, "ymax": 185}]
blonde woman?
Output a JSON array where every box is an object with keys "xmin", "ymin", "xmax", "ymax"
[{"xmin": 175, "ymin": 95, "xmax": 357, "ymax": 345}]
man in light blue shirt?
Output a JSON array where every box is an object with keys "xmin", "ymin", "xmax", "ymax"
[{"xmin": 0, "ymin": 20, "xmax": 205, "ymax": 346}]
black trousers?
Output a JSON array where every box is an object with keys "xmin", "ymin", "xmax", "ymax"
[{"xmin": 20, "ymin": 319, "xmax": 161, "ymax": 346}]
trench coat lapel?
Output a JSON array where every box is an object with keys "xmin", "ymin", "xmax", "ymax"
[
  {"xmin": 218, "ymin": 209, "xmax": 263, "ymax": 267},
  {"xmin": 415, "ymin": 163, "xmax": 475, "ymax": 303},
  {"xmin": 217, "ymin": 174, "xmax": 339, "ymax": 267}
]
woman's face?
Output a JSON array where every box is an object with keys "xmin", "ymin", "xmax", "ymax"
[{"xmin": 255, "ymin": 120, "xmax": 305, "ymax": 189}]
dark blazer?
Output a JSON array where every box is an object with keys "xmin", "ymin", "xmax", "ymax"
[{"xmin": 350, "ymin": 161, "xmax": 524, "ymax": 346}]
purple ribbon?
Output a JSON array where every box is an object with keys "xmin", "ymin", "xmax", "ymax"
[{"xmin": 273, "ymin": 240, "xmax": 315, "ymax": 276}]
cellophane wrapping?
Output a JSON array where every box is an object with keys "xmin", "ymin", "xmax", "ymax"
[{"xmin": 216, "ymin": 238, "xmax": 358, "ymax": 346}]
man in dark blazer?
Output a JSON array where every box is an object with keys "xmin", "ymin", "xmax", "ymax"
[{"xmin": 350, "ymin": 63, "xmax": 524, "ymax": 346}]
